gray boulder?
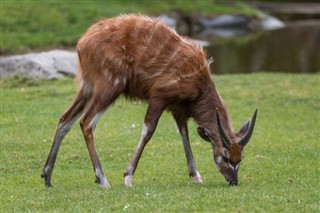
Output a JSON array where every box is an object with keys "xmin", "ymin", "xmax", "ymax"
[
  {"xmin": 199, "ymin": 15, "xmax": 251, "ymax": 29},
  {"xmin": 0, "ymin": 50, "xmax": 77, "ymax": 79}
]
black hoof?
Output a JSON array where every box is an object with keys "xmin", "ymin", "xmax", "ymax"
[
  {"xmin": 45, "ymin": 183, "xmax": 53, "ymax": 188},
  {"xmin": 41, "ymin": 172, "xmax": 53, "ymax": 187}
]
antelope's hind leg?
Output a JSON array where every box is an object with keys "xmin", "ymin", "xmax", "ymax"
[
  {"xmin": 41, "ymin": 86, "xmax": 90, "ymax": 187},
  {"xmin": 79, "ymin": 79, "xmax": 123, "ymax": 188}
]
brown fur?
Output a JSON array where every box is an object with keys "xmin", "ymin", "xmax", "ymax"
[
  {"xmin": 77, "ymin": 14, "xmax": 234, "ymax": 137},
  {"xmin": 229, "ymin": 143, "xmax": 243, "ymax": 163}
]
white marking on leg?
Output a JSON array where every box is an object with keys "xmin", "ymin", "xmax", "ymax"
[
  {"xmin": 141, "ymin": 123, "xmax": 148, "ymax": 138},
  {"xmin": 81, "ymin": 80, "xmax": 91, "ymax": 97},
  {"xmin": 124, "ymin": 175, "xmax": 133, "ymax": 187},
  {"xmin": 89, "ymin": 112, "xmax": 104, "ymax": 132},
  {"xmin": 192, "ymin": 171, "xmax": 203, "ymax": 183},
  {"xmin": 130, "ymin": 124, "xmax": 148, "ymax": 172},
  {"xmin": 124, "ymin": 124, "xmax": 148, "ymax": 187},
  {"xmin": 124, "ymin": 165, "xmax": 133, "ymax": 187},
  {"xmin": 180, "ymin": 127, "xmax": 202, "ymax": 183},
  {"xmin": 58, "ymin": 114, "xmax": 81, "ymax": 137},
  {"xmin": 95, "ymin": 167, "xmax": 110, "ymax": 188}
]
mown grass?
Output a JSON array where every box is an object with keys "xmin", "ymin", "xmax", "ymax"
[
  {"xmin": 1, "ymin": 0, "xmax": 259, "ymax": 54},
  {"xmin": 1, "ymin": 73, "xmax": 319, "ymax": 212}
]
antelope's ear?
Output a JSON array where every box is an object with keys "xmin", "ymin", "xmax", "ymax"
[
  {"xmin": 236, "ymin": 119, "xmax": 250, "ymax": 138},
  {"xmin": 197, "ymin": 126, "xmax": 211, "ymax": 142},
  {"xmin": 197, "ymin": 126, "xmax": 218, "ymax": 144}
]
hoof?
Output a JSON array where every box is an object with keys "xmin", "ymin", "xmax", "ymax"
[
  {"xmin": 192, "ymin": 172, "xmax": 203, "ymax": 183},
  {"xmin": 41, "ymin": 172, "xmax": 53, "ymax": 187},
  {"xmin": 44, "ymin": 182, "xmax": 54, "ymax": 188},
  {"xmin": 100, "ymin": 180, "xmax": 110, "ymax": 189},
  {"xmin": 124, "ymin": 175, "xmax": 133, "ymax": 187},
  {"xmin": 96, "ymin": 176, "xmax": 110, "ymax": 189}
]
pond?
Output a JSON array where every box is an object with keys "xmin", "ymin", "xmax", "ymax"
[{"xmin": 193, "ymin": 20, "xmax": 320, "ymax": 74}]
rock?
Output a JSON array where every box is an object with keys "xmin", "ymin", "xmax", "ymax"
[
  {"xmin": 199, "ymin": 15, "xmax": 251, "ymax": 29},
  {"xmin": 0, "ymin": 50, "xmax": 77, "ymax": 79},
  {"xmin": 198, "ymin": 27, "xmax": 251, "ymax": 38},
  {"xmin": 157, "ymin": 12, "xmax": 195, "ymax": 36},
  {"xmin": 158, "ymin": 12, "xmax": 285, "ymax": 39},
  {"xmin": 258, "ymin": 15, "xmax": 285, "ymax": 30},
  {"xmin": 195, "ymin": 15, "xmax": 252, "ymax": 38}
]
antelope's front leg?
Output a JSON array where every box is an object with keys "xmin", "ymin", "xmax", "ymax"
[
  {"xmin": 123, "ymin": 124, "xmax": 149, "ymax": 187},
  {"xmin": 181, "ymin": 127, "xmax": 203, "ymax": 184},
  {"xmin": 174, "ymin": 115, "xmax": 202, "ymax": 183},
  {"xmin": 124, "ymin": 100, "xmax": 165, "ymax": 187}
]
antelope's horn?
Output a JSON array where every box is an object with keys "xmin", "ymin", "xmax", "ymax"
[
  {"xmin": 216, "ymin": 109, "xmax": 231, "ymax": 149},
  {"xmin": 239, "ymin": 109, "xmax": 258, "ymax": 148}
]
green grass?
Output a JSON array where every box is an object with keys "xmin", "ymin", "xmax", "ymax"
[
  {"xmin": 1, "ymin": 73, "xmax": 319, "ymax": 212},
  {"xmin": 1, "ymin": 0, "xmax": 259, "ymax": 54}
]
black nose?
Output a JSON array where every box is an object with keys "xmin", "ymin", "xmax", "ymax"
[{"xmin": 229, "ymin": 181, "xmax": 238, "ymax": 186}]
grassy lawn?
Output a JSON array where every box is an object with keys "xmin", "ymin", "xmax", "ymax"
[
  {"xmin": 0, "ymin": 73, "xmax": 319, "ymax": 212},
  {"xmin": 1, "ymin": 0, "xmax": 259, "ymax": 54}
]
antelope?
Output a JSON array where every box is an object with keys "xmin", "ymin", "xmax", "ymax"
[{"xmin": 41, "ymin": 14, "xmax": 258, "ymax": 188}]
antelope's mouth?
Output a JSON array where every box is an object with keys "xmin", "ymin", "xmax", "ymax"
[{"xmin": 228, "ymin": 180, "xmax": 238, "ymax": 186}]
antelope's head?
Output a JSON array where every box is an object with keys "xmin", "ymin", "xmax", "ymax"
[{"xmin": 197, "ymin": 109, "xmax": 257, "ymax": 186}]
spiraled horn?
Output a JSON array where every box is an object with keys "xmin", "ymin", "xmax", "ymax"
[
  {"xmin": 216, "ymin": 109, "xmax": 231, "ymax": 149},
  {"xmin": 239, "ymin": 109, "xmax": 258, "ymax": 148}
]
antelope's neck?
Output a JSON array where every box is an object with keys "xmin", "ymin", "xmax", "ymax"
[{"xmin": 191, "ymin": 83, "xmax": 235, "ymax": 141}]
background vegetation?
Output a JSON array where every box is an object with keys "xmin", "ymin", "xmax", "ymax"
[
  {"xmin": 1, "ymin": 74, "xmax": 319, "ymax": 212},
  {"xmin": 1, "ymin": 0, "xmax": 259, "ymax": 54}
]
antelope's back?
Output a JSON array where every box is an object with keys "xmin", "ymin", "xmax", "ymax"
[{"xmin": 77, "ymin": 14, "xmax": 211, "ymax": 100}]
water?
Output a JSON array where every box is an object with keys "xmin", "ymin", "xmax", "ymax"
[{"xmin": 194, "ymin": 21, "xmax": 320, "ymax": 74}]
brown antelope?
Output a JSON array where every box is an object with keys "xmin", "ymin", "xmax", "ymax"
[{"xmin": 41, "ymin": 14, "xmax": 257, "ymax": 188}]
